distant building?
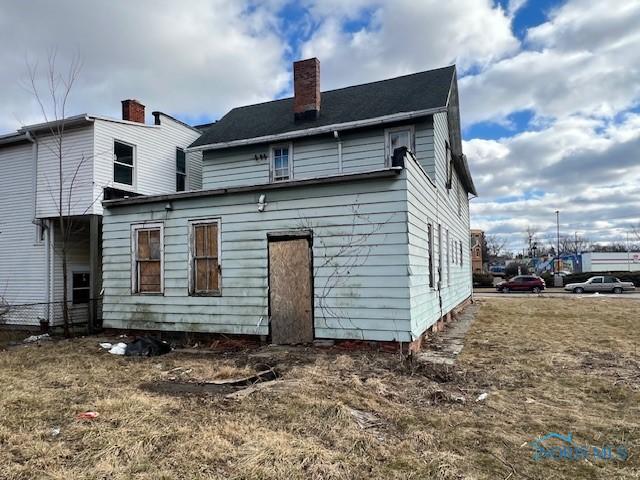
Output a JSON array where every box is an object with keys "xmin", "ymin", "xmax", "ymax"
[
  {"xmin": 581, "ymin": 252, "xmax": 640, "ymax": 272},
  {"xmin": 470, "ymin": 229, "xmax": 485, "ymax": 273}
]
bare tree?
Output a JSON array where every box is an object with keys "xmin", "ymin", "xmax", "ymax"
[
  {"xmin": 23, "ymin": 52, "xmax": 83, "ymax": 337},
  {"xmin": 485, "ymin": 234, "xmax": 507, "ymax": 260},
  {"xmin": 560, "ymin": 233, "xmax": 591, "ymax": 255}
]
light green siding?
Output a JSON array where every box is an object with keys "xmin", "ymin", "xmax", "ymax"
[
  {"xmin": 406, "ymin": 112, "xmax": 472, "ymax": 339},
  {"xmin": 102, "ymin": 174, "xmax": 412, "ymax": 342}
]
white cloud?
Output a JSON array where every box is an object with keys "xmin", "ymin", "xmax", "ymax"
[
  {"xmin": 299, "ymin": 0, "xmax": 519, "ymax": 90},
  {"xmin": 460, "ymin": 0, "xmax": 640, "ymax": 126},
  {"xmin": 0, "ymin": 0, "xmax": 289, "ymax": 132}
]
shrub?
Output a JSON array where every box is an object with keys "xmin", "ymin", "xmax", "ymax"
[
  {"xmin": 505, "ymin": 262, "xmax": 530, "ymax": 278},
  {"xmin": 473, "ymin": 272, "xmax": 494, "ymax": 287},
  {"xmin": 540, "ymin": 272, "xmax": 554, "ymax": 285}
]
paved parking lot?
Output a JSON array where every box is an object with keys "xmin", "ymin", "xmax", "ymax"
[{"xmin": 474, "ymin": 287, "xmax": 640, "ymax": 300}]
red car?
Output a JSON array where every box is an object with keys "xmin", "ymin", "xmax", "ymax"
[{"xmin": 496, "ymin": 275, "xmax": 546, "ymax": 293}]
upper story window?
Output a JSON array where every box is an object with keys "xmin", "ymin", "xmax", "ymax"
[
  {"xmin": 176, "ymin": 148, "xmax": 187, "ymax": 192},
  {"xmin": 385, "ymin": 126, "xmax": 414, "ymax": 164},
  {"xmin": 114, "ymin": 140, "xmax": 135, "ymax": 187},
  {"xmin": 271, "ymin": 144, "xmax": 292, "ymax": 182}
]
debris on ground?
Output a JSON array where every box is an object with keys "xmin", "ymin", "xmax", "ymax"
[
  {"xmin": 51, "ymin": 427, "xmax": 61, "ymax": 437},
  {"xmin": 225, "ymin": 379, "xmax": 298, "ymax": 400},
  {"xmin": 476, "ymin": 392, "xmax": 488, "ymax": 402},
  {"xmin": 100, "ymin": 342, "xmax": 127, "ymax": 355},
  {"xmin": 142, "ymin": 368, "xmax": 279, "ymax": 397},
  {"xmin": 347, "ymin": 407, "xmax": 382, "ymax": 430},
  {"xmin": 76, "ymin": 411, "xmax": 99, "ymax": 421},
  {"xmin": 204, "ymin": 368, "xmax": 278, "ymax": 387},
  {"xmin": 125, "ymin": 336, "xmax": 172, "ymax": 357},
  {"xmin": 23, "ymin": 333, "xmax": 50, "ymax": 343}
]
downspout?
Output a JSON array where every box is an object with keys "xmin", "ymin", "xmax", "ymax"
[{"xmin": 333, "ymin": 130, "xmax": 343, "ymax": 173}]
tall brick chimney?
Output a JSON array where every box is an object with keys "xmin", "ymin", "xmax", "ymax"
[
  {"xmin": 121, "ymin": 99, "xmax": 145, "ymax": 124},
  {"xmin": 293, "ymin": 58, "xmax": 320, "ymax": 121}
]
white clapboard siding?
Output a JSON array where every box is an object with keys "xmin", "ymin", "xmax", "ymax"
[
  {"xmin": 0, "ymin": 142, "xmax": 48, "ymax": 325},
  {"xmin": 201, "ymin": 120, "xmax": 435, "ymax": 190},
  {"xmin": 35, "ymin": 126, "xmax": 95, "ymax": 219},
  {"xmin": 93, "ymin": 115, "xmax": 202, "ymax": 214},
  {"xmin": 102, "ymin": 174, "xmax": 412, "ymax": 341},
  {"xmin": 406, "ymin": 111, "xmax": 472, "ymax": 338}
]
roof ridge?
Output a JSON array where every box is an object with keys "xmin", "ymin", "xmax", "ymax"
[{"xmin": 228, "ymin": 64, "xmax": 456, "ymax": 113}]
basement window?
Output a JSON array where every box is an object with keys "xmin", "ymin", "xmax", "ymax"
[
  {"xmin": 190, "ymin": 219, "xmax": 221, "ymax": 295},
  {"xmin": 271, "ymin": 144, "xmax": 292, "ymax": 182},
  {"xmin": 114, "ymin": 140, "xmax": 135, "ymax": 186},
  {"xmin": 176, "ymin": 148, "xmax": 187, "ymax": 192},
  {"xmin": 132, "ymin": 223, "xmax": 163, "ymax": 294}
]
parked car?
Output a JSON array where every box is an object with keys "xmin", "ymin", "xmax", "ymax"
[
  {"xmin": 496, "ymin": 275, "xmax": 546, "ymax": 293},
  {"xmin": 564, "ymin": 276, "xmax": 636, "ymax": 294}
]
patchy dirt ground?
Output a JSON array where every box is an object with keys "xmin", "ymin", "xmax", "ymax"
[{"xmin": 0, "ymin": 297, "xmax": 638, "ymax": 479}]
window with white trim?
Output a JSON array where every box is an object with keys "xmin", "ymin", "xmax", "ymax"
[
  {"xmin": 427, "ymin": 223, "xmax": 434, "ymax": 289},
  {"xmin": 385, "ymin": 126, "xmax": 414, "ymax": 163},
  {"xmin": 114, "ymin": 140, "xmax": 135, "ymax": 186},
  {"xmin": 132, "ymin": 223, "xmax": 163, "ymax": 294},
  {"xmin": 271, "ymin": 144, "xmax": 291, "ymax": 182},
  {"xmin": 176, "ymin": 148, "xmax": 187, "ymax": 192},
  {"xmin": 189, "ymin": 219, "xmax": 221, "ymax": 295}
]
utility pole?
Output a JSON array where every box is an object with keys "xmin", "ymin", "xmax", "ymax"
[{"xmin": 554, "ymin": 210, "xmax": 560, "ymax": 273}]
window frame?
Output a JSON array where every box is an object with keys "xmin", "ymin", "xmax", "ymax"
[
  {"xmin": 176, "ymin": 147, "xmax": 188, "ymax": 192},
  {"xmin": 384, "ymin": 125, "xmax": 415, "ymax": 166},
  {"xmin": 445, "ymin": 141, "xmax": 453, "ymax": 191},
  {"xmin": 270, "ymin": 142, "xmax": 293, "ymax": 183},
  {"xmin": 113, "ymin": 139, "xmax": 137, "ymax": 189},
  {"xmin": 446, "ymin": 229, "xmax": 451, "ymax": 286},
  {"xmin": 71, "ymin": 271, "xmax": 91, "ymax": 305},
  {"xmin": 130, "ymin": 222, "xmax": 164, "ymax": 295},
  {"xmin": 188, "ymin": 218, "xmax": 222, "ymax": 296}
]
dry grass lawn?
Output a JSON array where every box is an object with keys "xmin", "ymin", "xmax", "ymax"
[{"xmin": 0, "ymin": 297, "xmax": 639, "ymax": 479}]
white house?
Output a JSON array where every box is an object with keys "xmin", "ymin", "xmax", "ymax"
[
  {"xmin": 100, "ymin": 59, "xmax": 477, "ymax": 349},
  {"xmin": 0, "ymin": 101, "xmax": 202, "ymax": 329}
]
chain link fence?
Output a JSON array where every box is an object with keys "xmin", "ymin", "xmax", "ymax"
[{"xmin": 0, "ymin": 298, "xmax": 102, "ymax": 333}]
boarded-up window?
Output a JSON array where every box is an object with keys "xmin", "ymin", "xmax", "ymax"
[
  {"xmin": 191, "ymin": 221, "xmax": 220, "ymax": 294},
  {"xmin": 134, "ymin": 227, "xmax": 162, "ymax": 293}
]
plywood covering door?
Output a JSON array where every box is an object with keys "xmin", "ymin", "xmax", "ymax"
[{"xmin": 268, "ymin": 237, "xmax": 313, "ymax": 344}]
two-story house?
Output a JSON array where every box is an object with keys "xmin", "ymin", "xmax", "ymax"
[
  {"xmin": 0, "ymin": 101, "xmax": 202, "ymax": 329},
  {"xmin": 100, "ymin": 59, "xmax": 476, "ymax": 349}
]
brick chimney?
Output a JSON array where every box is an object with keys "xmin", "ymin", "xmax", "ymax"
[
  {"xmin": 293, "ymin": 58, "xmax": 320, "ymax": 121},
  {"xmin": 121, "ymin": 99, "xmax": 145, "ymax": 124}
]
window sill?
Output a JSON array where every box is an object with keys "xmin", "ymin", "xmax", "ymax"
[
  {"xmin": 113, "ymin": 182, "xmax": 137, "ymax": 192},
  {"xmin": 189, "ymin": 291, "xmax": 222, "ymax": 297},
  {"xmin": 131, "ymin": 292, "xmax": 164, "ymax": 296}
]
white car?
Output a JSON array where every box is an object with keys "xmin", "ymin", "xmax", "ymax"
[{"xmin": 564, "ymin": 276, "xmax": 636, "ymax": 294}]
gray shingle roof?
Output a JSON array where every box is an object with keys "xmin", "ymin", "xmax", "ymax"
[{"xmin": 191, "ymin": 65, "xmax": 455, "ymax": 148}]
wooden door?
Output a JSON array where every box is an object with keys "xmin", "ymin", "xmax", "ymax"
[{"xmin": 268, "ymin": 237, "xmax": 313, "ymax": 344}]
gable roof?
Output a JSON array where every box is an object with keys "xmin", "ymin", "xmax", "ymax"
[{"xmin": 191, "ymin": 65, "xmax": 456, "ymax": 149}]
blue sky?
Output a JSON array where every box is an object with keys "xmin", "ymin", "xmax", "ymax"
[{"xmin": 1, "ymin": 0, "xmax": 639, "ymax": 251}]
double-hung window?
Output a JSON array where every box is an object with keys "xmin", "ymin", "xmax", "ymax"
[
  {"xmin": 190, "ymin": 219, "xmax": 221, "ymax": 295},
  {"xmin": 114, "ymin": 140, "xmax": 135, "ymax": 187},
  {"xmin": 132, "ymin": 224, "xmax": 163, "ymax": 294},
  {"xmin": 271, "ymin": 144, "xmax": 291, "ymax": 182},
  {"xmin": 385, "ymin": 126, "xmax": 414, "ymax": 164},
  {"xmin": 176, "ymin": 148, "xmax": 187, "ymax": 192},
  {"xmin": 72, "ymin": 272, "xmax": 90, "ymax": 304}
]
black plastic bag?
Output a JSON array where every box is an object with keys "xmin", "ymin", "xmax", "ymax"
[{"xmin": 124, "ymin": 336, "xmax": 172, "ymax": 357}]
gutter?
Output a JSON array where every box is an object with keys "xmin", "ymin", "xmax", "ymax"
[
  {"xmin": 187, "ymin": 107, "xmax": 447, "ymax": 152},
  {"xmin": 103, "ymin": 166, "xmax": 404, "ymax": 208}
]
